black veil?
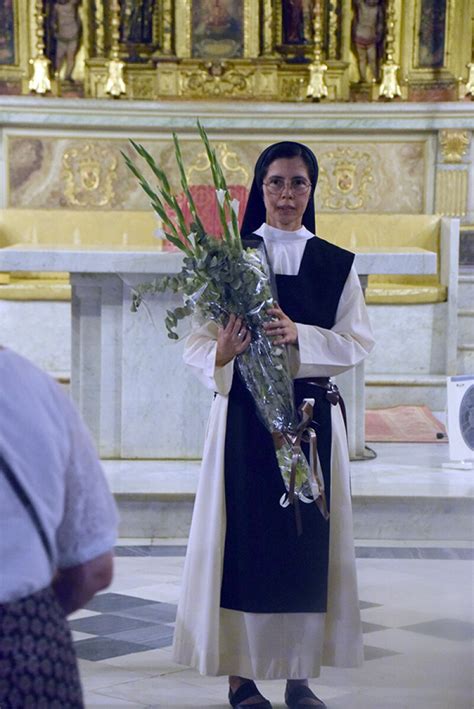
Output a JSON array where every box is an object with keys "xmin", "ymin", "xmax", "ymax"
[{"xmin": 240, "ymin": 142, "xmax": 319, "ymax": 237}]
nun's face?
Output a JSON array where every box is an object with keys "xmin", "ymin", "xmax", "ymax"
[{"xmin": 262, "ymin": 157, "xmax": 312, "ymax": 232}]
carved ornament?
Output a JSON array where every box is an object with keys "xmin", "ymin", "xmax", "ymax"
[
  {"xmin": 62, "ymin": 144, "xmax": 118, "ymax": 207},
  {"xmin": 439, "ymin": 130, "xmax": 470, "ymax": 163},
  {"xmin": 318, "ymin": 148, "xmax": 374, "ymax": 210},
  {"xmin": 187, "ymin": 143, "xmax": 250, "ymax": 185},
  {"xmin": 180, "ymin": 64, "xmax": 252, "ymax": 97}
]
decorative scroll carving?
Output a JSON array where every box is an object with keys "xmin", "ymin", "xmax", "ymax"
[
  {"xmin": 318, "ymin": 147, "xmax": 374, "ymax": 210},
  {"xmin": 181, "ymin": 63, "xmax": 251, "ymax": 96},
  {"xmin": 186, "ymin": 143, "xmax": 250, "ymax": 185},
  {"xmin": 62, "ymin": 143, "xmax": 118, "ymax": 207},
  {"xmin": 439, "ymin": 130, "xmax": 470, "ymax": 163}
]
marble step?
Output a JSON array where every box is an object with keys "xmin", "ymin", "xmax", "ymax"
[
  {"xmin": 365, "ymin": 374, "xmax": 446, "ymax": 410},
  {"xmin": 102, "ymin": 444, "xmax": 473, "ymax": 542}
]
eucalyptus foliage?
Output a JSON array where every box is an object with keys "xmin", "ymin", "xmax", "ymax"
[{"xmin": 122, "ymin": 124, "xmax": 325, "ymax": 509}]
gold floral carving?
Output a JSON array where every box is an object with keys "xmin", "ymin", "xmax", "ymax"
[
  {"xmin": 130, "ymin": 74, "xmax": 155, "ymax": 99},
  {"xmin": 439, "ymin": 130, "xmax": 470, "ymax": 164},
  {"xmin": 280, "ymin": 76, "xmax": 306, "ymax": 101},
  {"xmin": 180, "ymin": 65, "xmax": 251, "ymax": 96},
  {"xmin": 62, "ymin": 144, "xmax": 118, "ymax": 207},
  {"xmin": 318, "ymin": 148, "xmax": 374, "ymax": 210},
  {"xmin": 187, "ymin": 143, "xmax": 250, "ymax": 185}
]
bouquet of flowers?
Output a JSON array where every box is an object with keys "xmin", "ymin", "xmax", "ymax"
[{"xmin": 122, "ymin": 124, "xmax": 328, "ymax": 526}]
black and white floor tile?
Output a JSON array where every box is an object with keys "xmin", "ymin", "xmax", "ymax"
[{"xmin": 72, "ymin": 543, "xmax": 474, "ymax": 708}]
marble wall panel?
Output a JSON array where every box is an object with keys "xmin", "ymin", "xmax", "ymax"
[
  {"xmin": 365, "ymin": 302, "xmax": 447, "ymax": 375},
  {"xmin": 7, "ymin": 135, "xmax": 426, "ymax": 214}
]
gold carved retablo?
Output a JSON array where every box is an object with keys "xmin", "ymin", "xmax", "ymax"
[
  {"xmin": 62, "ymin": 144, "xmax": 118, "ymax": 207},
  {"xmin": 439, "ymin": 130, "xmax": 470, "ymax": 163}
]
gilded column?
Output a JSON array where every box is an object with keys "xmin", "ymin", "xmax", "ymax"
[
  {"xmin": 95, "ymin": 0, "xmax": 105, "ymax": 57},
  {"xmin": 327, "ymin": 1, "xmax": 338, "ymax": 60},
  {"xmin": 378, "ymin": 0, "xmax": 401, "ymax": 100},
  {"xmin": 261, "ymin": 0, "xmax": 274, "ymax": 55},
  {"xmin": 162, "ymin": 0, "xmax": 173, "ymax": 55},
  {"xmin": 306, "ymin": 0, "xmax": 328, "ymax": 100},
  {"xmin": 105, "ymin": 0, "xmax": 126, "ymax": 97},
  {"xmin": 28, "ymin": 0, "xmax": 51, "ymax": 94}
]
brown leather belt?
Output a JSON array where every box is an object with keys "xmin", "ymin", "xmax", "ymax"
[{"xmin": 296, "ymin": 377, "xmax": 347, "ymax": 430}]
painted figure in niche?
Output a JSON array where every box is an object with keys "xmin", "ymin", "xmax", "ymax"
[
  {"xmin": 351, "ymin": 0, "xmax": 385, "ymax": 82},
  {"xmin": 418, "ymin": 0, "xmax": 446, "ymax": 68},
  {"xmin": 192, "ymin": 0, "xmax": 243, "ymax": 59},
  {"xmin": 53, "ymin": 0, "xmax": 82, "ymax": 81},
  {"xmin": 282, "ymin": 0, "xmax": 303, "ymax": 44},
  {"xmin": 121, "ymin": 0, "xmax": 155, "ymax": 44},
  {"xmin": 0, "ymin": 0, "xmax": 15, "ymax": 65}
]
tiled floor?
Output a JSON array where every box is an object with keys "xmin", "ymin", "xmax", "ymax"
[{"xmin": 74, "ymin": 543, "xmax": 474, "ymax": 708}]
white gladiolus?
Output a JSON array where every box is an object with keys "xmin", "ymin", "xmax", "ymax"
[
  {"xmin": 230, "ymin": 198, "xmax": 240, "ymax": 218},
  {"xmin": 154, "ymin": 227, "xmax": 165, "ymax": 240},
  {"xmin": 216, "ymin": 188, "xmax": 227, "ymax": 207}
]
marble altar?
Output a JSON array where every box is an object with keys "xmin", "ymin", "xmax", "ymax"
[{"xmin": 0, "ymin": 244, "xmax": 438, "ymax": 459}]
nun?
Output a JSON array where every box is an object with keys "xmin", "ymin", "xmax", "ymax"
[{"xmin": 173, "ymin": 141, "xmax": 375, "ymax": 709}]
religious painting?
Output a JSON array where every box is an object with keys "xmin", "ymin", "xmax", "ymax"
[
  {"xmin": 281, "ymin": 0, "xmax": 313, "ymax": 45},
  {"xmin": 0, "ymin": 0, "xmax": 16, "ymax": 65},
  {"xmin": 417, "ymin": 0, "xmax": 446, "ymax": 68},
  {"xmin": 191, "ymin": 0, "xmax": 243, "ymax": 59}
]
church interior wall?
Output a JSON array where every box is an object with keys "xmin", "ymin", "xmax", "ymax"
[{"xmin": 0, "ymin": 0, "xmax": 473, "ymax": 415}]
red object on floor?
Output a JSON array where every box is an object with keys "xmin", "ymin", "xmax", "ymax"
[{"xmin": 365, "ymin": 405, "xmax": 448, "ymax": 443}]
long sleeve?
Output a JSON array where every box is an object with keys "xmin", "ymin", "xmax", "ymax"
[
  {"xmin": 290, "ymin": 265, "xmax": 375, "ymax": 378},
  {"xmin": 183, "ymin": 320, "xmax": 235, "ymax": 396}
]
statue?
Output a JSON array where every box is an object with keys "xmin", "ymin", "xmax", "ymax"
[
  {"xmin": 351, "ymin": 0, "xmax": 385, "ymax": 83},
  {"xmin": 121, "ymin": 0, "xmax": 155, "ymax": 44},
  {"xmin": 52, "ymin": 0, "xmax": 82, "ymax": 82}
]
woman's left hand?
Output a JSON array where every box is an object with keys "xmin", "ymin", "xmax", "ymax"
[{"xmin": 264, "ymin": 303, "xmax": 298, "ymax": 346}]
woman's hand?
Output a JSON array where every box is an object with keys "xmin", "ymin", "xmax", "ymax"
[
  {"xmin": 216, "ymin": 314, "xmax": 251, "ymax": 367},
  {"xmin": 264, "ymin": 303, "xmax": 298, "ymax": 346}
]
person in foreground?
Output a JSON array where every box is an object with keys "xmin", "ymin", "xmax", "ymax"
[
  {"xmin": 173, "ymin": 142, "xmax": 375, "ymax": 708},
  {"xmin": 0, "ymin": 346, "xmax": 118, "ymax": 708}
]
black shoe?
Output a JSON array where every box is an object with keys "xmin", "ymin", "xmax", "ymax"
[
  {"xmin": 285, "ymin": 683, "xmax": 326, "ymax": 708},
  {"xmin": 228, "ymin": 679, "xmax": 272, "ymax": 708}
]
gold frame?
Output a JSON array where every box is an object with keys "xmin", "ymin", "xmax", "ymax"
[
  {"xmin": 0, "ymin": 0, "xmax": 29, "ymax": 82},
  {"xmin": 174, "ymin": 0, "xmax": 257, "ymax": 60},
  {"xmin": 402, "ymin": 0, "xmax": 471, "ymax": 83}
]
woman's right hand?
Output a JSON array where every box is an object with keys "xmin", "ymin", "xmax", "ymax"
[{"xmin": 215, "ymin": 314, "xmax": 251, "ymax": 367}]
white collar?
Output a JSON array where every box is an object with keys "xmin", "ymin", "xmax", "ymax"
[{"xmin": 254, "ymin": 222, "xmax": 313, "ymax": 242}]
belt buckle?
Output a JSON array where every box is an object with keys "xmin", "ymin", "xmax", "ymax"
[{"xmin": 326, "ymin": 381, "xmax": 340, "ymax": 406}]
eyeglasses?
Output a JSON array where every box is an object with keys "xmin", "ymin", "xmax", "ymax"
[{"xmin": 263, "ymin": 176, "xmax": 312, "ymax": 195}]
